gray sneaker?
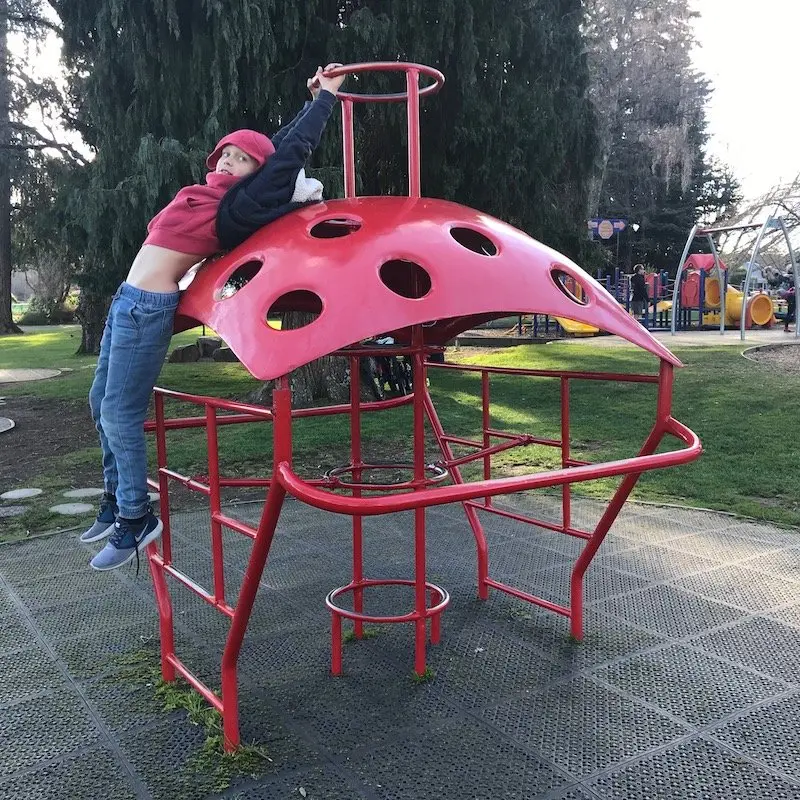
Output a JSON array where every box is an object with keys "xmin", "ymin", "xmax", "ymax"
[
  {"xmin": 90, "ymin": 511, "xmax": 163, "ymax": 571},
  {"xmin": 80, "ymin": 492, "xmax": 118, "ymax": 543}
]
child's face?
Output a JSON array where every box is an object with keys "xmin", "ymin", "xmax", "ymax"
[{"xmin": 215, "ymin": 145, "xmax": 259, "ymax": 178}]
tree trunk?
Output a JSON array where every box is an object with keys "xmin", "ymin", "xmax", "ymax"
[
  {"xmin": 75, "ymin": 288, "xmax": 108, "ymax": 354},
  {"xmin": 248, "ymin": 311, "xmax": 351, "ymax": 408},
  {"xmin": 0, "ymin": 0, "xmax": 21, "ymax": 335}
]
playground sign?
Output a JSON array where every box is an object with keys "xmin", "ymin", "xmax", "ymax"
[{"xmin": 588, "ymin": 218, "xmax": 627, "ymax": 240}]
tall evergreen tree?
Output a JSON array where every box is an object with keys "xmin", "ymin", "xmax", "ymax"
[
  {"xmin": 582, "ymin": 0, "xmax": 737, "ymax": 273},
  {"xmin": 55, "ymin": 0, "xmax": 595, "ymax": 354}
]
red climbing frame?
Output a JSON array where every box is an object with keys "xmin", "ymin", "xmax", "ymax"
[{"xmin": 145, "ymin": 63, "xmax": 702, "ymax": 750}]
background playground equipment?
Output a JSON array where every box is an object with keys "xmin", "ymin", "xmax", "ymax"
[
  {"xmin": 672, "ymin": 254, "xmax": 775, "ymax": 331},
  {"xmin": 143, "ymin": 62, "xmax": 702, "ymax": 750},
  {"xmin": 671, "ymin": 217, "xmax": 799, "ymax": 339},
  {"xmin": 496, "ymin": 267, "xmax": 675, "ymax": 338}
]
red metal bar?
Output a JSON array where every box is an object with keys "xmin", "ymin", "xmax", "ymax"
[
  {"xmin": 406, "ymin": 68, "xmax": 421, "ymax": 198},
  {"xmin": 159, "ymin": 468, "xmax": 211, "ymax": 495},
  {"xmin": 482, "ymin": 371, "xmax": 491, "ymax": 484},
  {"xmin": 150, "ymin": 392, "xmax": 175, "ymax": 680},
  {"xmin": 569, "ymin": 364, "xmax": 678, "ymax": 640},
  {"xmin": 206, "ymin": 406, "xmax": 226, "ymax": 604},
  {"xmin": 431, "ymin": 363, "xmax": 660, "ymax": 383},
  {"xmin": 152, "ymin": 387, "xmax": 275, "ymax": 416},
  {"xmin": 342, "ymin": 99, "xmax": 356, "ymax": 198},
  {"xmin": 560, "ymin": 377, "xmax": 571, "ymax": 531},
  {"xmin": 412, "ymin": 327, "xmax": 428, "ymax": 673},
  {"xmin": 145, "ymin": 413, "xmax": 268, "ymax": 432},
  {"xmin": 464, "ymin": 500, "xmax": 592, "ymax": 540},
  {"xmin": 154, "ymin": 392, "xmax": 172, "ymax": 565},
  {"xmin": 166, "ymin": 654, "xmax": 224, "ymax": 713},
  {"xmin": 214, "ymin": 512, "xmax": 258, "ymax": 540},
  {"xmin": 423, "ymin": 387, "xmax": 490, "ymax": 600},
  {"xmin": 150, "ymin": 555, "xmax": 235, "ymax": 616},
  {"xmin": 484, "ymin": 578, "xmax": 571, "ymax": 617},
  {"xmin": 220, "ymin": 377, "xmax": 291, "ymax": 751},
  {"xmin": 276, "ymin": 419, "xmax": 700, "ymax": 516},
  {"xmin": 146, "ymin": 388, "xmax": 411, "ymax": 433},
  {"xmin": 350, "ymin": 355, "xmax": 365, "ymax": 643}
]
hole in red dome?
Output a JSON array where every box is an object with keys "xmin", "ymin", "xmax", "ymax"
[
  {"xmin": 449, "ymin": 227, "xmax": 497, "ymax": 256},
  {"xmin": 550, "ymin": 267, "xmax": 587, "ymax": 306},
  {"xmin": 309, "ymin": 218, "xmax": 362, "ymax": 238},
  {"xmin": 266, "ymin": 290, "xmax": 323, "ymax": 330},
  {"xmin": 216, "ymin": 260, "xmax": 263, "ymax": 300},
  {"xmin": 380, "ymin": 260, "xmax": 431, "ymax": 299},
  {"xmin": 551, "ymin": 268, "xmax": 588, "ymax": 305}
]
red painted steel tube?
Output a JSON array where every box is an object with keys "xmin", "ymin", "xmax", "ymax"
[
  {"xmin": 150, "ymin": 555, "xmax": 234, "ymax": 616},
  {"xmin": 406, "ymin": 69, "xmax": 421, "ymax": 198},
  {"xmin": 149, "ymin": 392, "xmax": 176, "ymax": 681},
  {"xmin": 166, "ymin": 654, "xmax": 224, "ymax": 713},
  {"xmin": 145, "ymin": 413, "xmax": 267, "ymax": 432},
  {"xmin": 154, "ymin": 392, "xmax": 172, "ymax": 565},
  {"xmin": 484, "ymin": 578, "xmax": 571, "ymax": 617},
  {"xmin": 464, "ymin": 501, "xmax": 592, "ymax": 540},
  {"xmin": 159, "ymin": 468, "xmax": 211, "ymax": 496},
  {"xmin": 148, "ymin": 545, "xmax": 176, "ymax": 682},
  {"xmin": 206, "ymin": 406, "xmax": 226, "ymax": 605},
  {"xmin": 482, "ymin": 372, "xmax": 491, "ymax": 483},
  {"xmin": 214, "ymin": 512, "xmax": 257, "ymax": 540},
  {"xmin": 276, "ymin": 421, "xmax": 700, "ymax": 516},
  {"xmin": 342, "ymin": 99, "xmax": 356, "ymax": 198},
  {"xmin": 431, "ymin": 363, "xmax": 661, "ymax": 383},
  {"xmin": 442, "ymin": 437, "xmax": 529, "ymax": 470},
  {"xmin": 326, "ymin": 61, "xmax": 444, "ymax": 104},
  {"xmin": 422, "ymin": 386, "xmax": 490, "ymax": 600},
  {"xmin": 326, "ymin": 579, "xmax": 450, "ymax": 623},
  {"xmin": 152, "ymin": 387, "xmax": 275, "ymax": 416},
  {"xmin": 220, "ymin": 378, "xmax": 291, "ymax": 751},
  {"xmin": 349, "ymin": 355, "xmax": 365, "ymax": 641},
  {"xmin": 145, "ymin": 389, "xmax": 411, "ymax": 432},
  {"xmin": 560, "ymin": 377, "xmax": 571, "ymax": 532},
  {"xmin": 412, "ymin": 328, "xmax": 428, "ymax": 674}
]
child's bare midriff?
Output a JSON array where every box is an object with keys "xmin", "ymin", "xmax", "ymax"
[{"xmin": 126, "ymin": 244, "xmax": 202, "ymax": 293}]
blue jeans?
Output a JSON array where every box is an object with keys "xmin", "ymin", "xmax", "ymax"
[{"xmin": 89, "ymin": 283, "xmax": 179, "ymax": 519}]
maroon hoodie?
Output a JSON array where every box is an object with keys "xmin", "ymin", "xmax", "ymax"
[{"xmin": 144, "ymin": 129, "xmax": 274, "ymax": 256}]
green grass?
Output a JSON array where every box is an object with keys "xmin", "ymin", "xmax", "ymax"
[{"xmin": 2, "ymin": 325, "xmax": 799, "ymax": 538}]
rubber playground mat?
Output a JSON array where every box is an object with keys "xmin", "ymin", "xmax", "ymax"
[{"xmin": 1, "ymin": 494, "xmax": 800, "ymax": 799}]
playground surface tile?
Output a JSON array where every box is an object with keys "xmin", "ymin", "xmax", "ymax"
[{"xmin": 1, "ymin": 496, "xmax": 800, "ymax": 799}]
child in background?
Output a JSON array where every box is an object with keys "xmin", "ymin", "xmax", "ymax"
[{"xmin": 83, "ymin": 65, "xmax": 345, "ymax": 571}]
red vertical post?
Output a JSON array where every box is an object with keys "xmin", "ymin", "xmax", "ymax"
[
  {"xmin": 342, "ymin": 99, "xmax": 356, "ymax": 199},
  {"xmin": 220, "ymin": 376, "xmax": 291, "ymax": 751},
  {"xmin": 412, "ymin": 325, "xmax": 428, "ymax": 675},
  {"xmin": 560, "ymin": 377, "xmax": 571, "ymax": 531},
  {"xmin": 406, "ymin": 68, "xmax": 421, "ymax": 198},
  {"xmin": 150, "ymin": 391, "xmax": 176, "ymax": 681},
  {"xmin": 482, "ymin": 370, "xmax": 491, "ymax": 493},
  {"xmin": 350, "ymin": 355, "xmax": 364, "ymax": 641},
  {"xmin": 206, "ymin": 405, "xmax": 225, "ymax": 605}
]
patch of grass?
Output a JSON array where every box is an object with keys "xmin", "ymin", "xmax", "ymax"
[
  {"xmin": 343, "ymin": 626, "xmax": 383, "ymax": 643},
  {"xmin": 410, "ymin": 666, "xmax": 435, "ymax": 684},
  {"xmin": 110, "ymin": 646, "xmax": 270, "ymax": 794}
]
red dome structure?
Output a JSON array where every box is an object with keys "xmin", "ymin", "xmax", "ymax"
[{"xmin": 145, "ymin": 63, "xmax": 701, "ymax": 750}]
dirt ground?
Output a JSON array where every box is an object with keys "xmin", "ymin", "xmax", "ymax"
[
  {"xmin": 0, "ymin": 395, "xmax": 98, "ymax": 489},
  {"xmin": 745, "ymin": 341, "xmax": 800, "ymax": 371}
]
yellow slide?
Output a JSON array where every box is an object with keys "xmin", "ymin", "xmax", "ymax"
[
  {"xmin": 704, "ymin": 278, "xmax": 773, "ymax": 327},
  {"xmin": 555, "ymin": 317, "xmax": 599, "ymax": 336}
]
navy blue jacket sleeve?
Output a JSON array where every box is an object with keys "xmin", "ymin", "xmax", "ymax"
[
  {"xmin": 216, "ymin": 90, "xmax": 337, "ymax": 250},
  {"xmin": 269, "ymin": 101, "xmax": 312, "ymax": 150}
]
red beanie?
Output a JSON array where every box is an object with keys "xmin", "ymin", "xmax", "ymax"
[{"xmin": 206, "ymin": 129, "xmax": 275, "ymax": 170}]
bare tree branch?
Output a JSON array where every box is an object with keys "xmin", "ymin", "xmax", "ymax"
[{"xmin": 7, "ymin": 121, "xmax": 87, "ymax": 164}]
